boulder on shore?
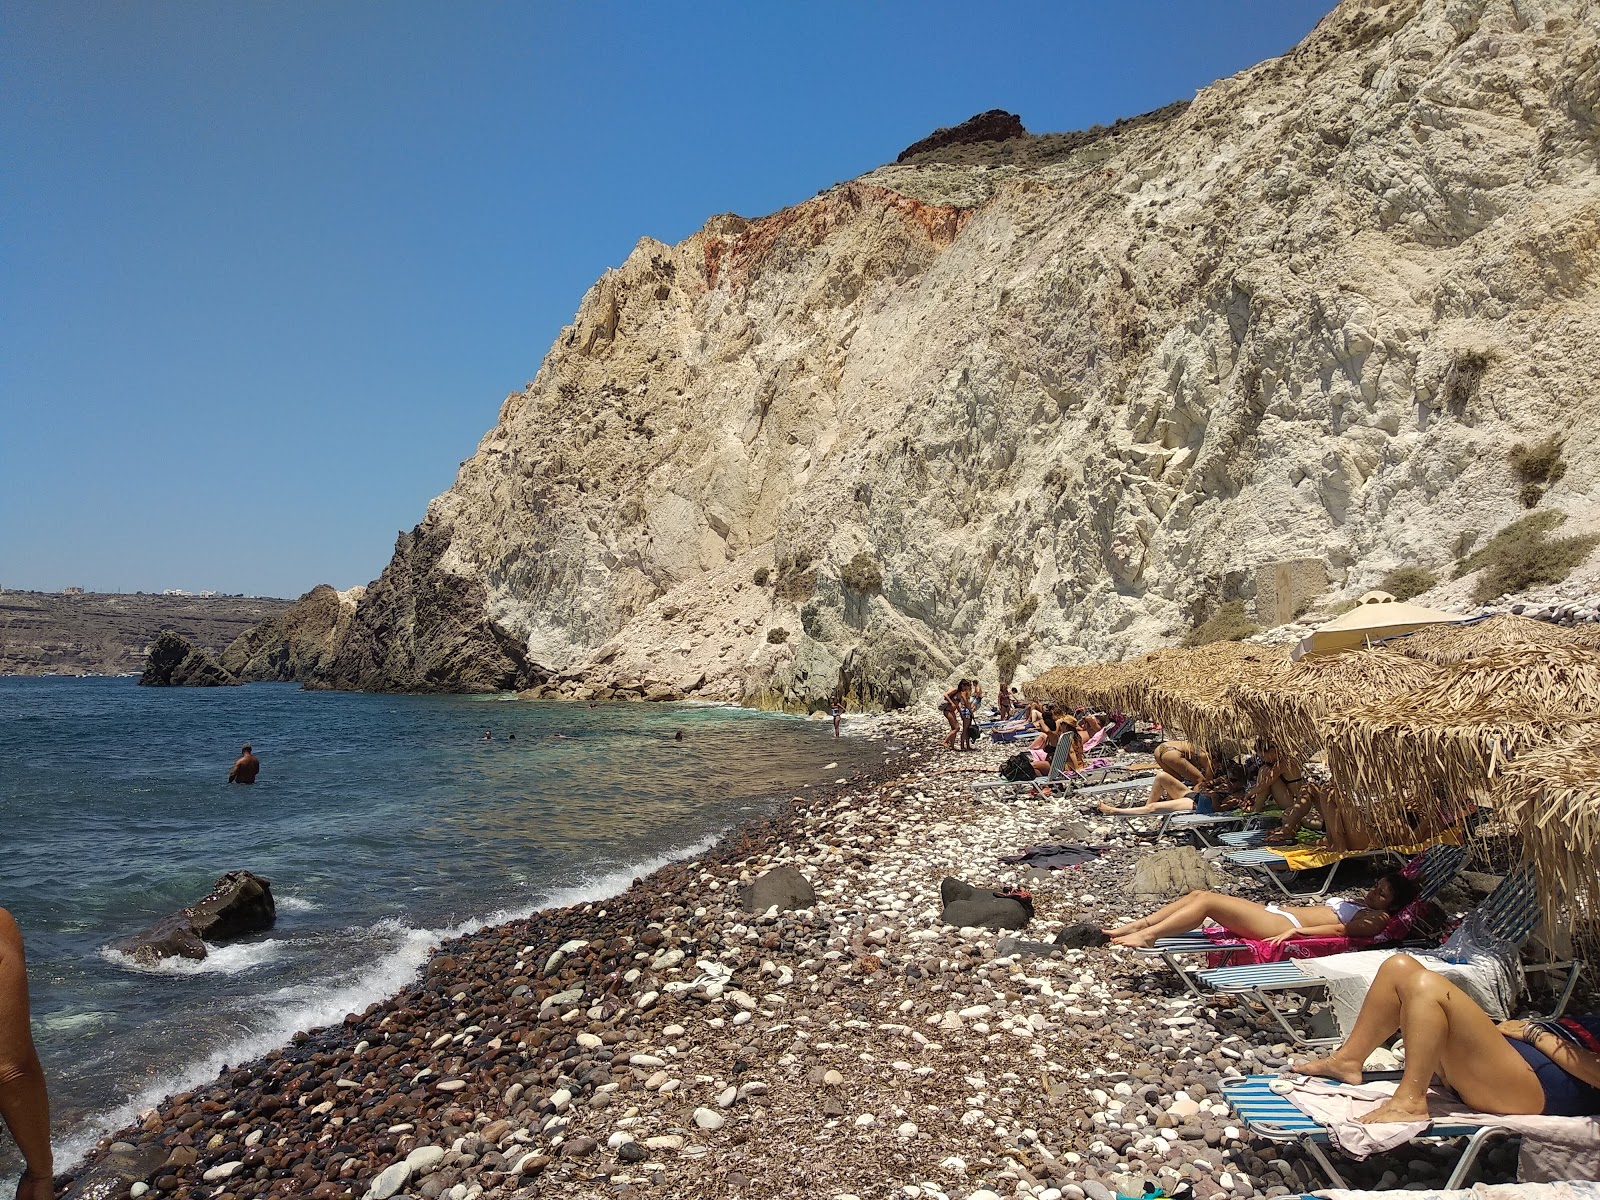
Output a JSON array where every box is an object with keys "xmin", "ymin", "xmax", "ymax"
[
  {"xmin": 741, "ymin": 865, "xmax": 816, "ymax": 913},
  {"xmin": 939, "ymin": 876, "xmax": 1033, "ymax": 931},
  {"xmin": 114, "ymin": 870, "xmax": 276, "ymax": 965},
  {"xmin": 138, "ymin": 630, "xmax": 240, "ymax": 687}
]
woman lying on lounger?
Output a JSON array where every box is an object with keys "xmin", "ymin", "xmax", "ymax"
[
  {"xmin": 1299, "ymin": 953, "xmax": 1600, "ymax": 1122},
  {"xmin": 1101, "ymin": 871, "xmax": 1419, "ymax": 948},
  {"xmin": 1096, "ymin": 762, "xmax": 1247, "ymax": 817}
]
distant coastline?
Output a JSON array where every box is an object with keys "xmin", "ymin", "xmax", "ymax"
[{"xmin": 0, "ymin": 589, "xmax": 294, "ymax": 677}]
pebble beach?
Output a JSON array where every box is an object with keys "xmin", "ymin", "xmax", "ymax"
[{"xmin": 59, "ymin": 718, "xmax": 1540, "ymax": 1200}]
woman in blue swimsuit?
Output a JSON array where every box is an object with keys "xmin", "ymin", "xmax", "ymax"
[{"xmin": 1300, "ymin": 953, "xmax": 1600, "ymax": 1122}]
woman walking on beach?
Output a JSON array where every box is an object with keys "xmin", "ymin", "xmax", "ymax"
[{"xmin": 939, "ymin": 679, "xmax": 970, "ymax": 751}]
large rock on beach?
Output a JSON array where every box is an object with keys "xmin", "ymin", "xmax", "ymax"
[
  {"xmin": 114, "ymin": 870, "xmax": 276, "ymax": 965},
  {"xmin": 137, "ymin": 630, "xmax": 239, "ymax": 687},
  {"xmin": 940, "ymin": 876, "xmax": 1033, "ymax": 930},
  {"xmin": 1129, "ymin": 846, "xmax": 1219, "ymax": 899},
  {"xmin": 741, "ymin": 864, "xmax": 815, "ymax": 912}
]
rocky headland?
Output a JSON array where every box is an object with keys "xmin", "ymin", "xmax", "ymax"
[
  {"xmin": 59, "ymin": 723, "xmax": 1574, "ymax": 1200},
  {"xmin": 0, "ymin": 591, "xmax": 293, "ymax": 678},
  {"xmin": 267, "ymin": 0, "xmax": 1600, "ymax": 708}
]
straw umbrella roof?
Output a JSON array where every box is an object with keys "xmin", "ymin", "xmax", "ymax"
[
  {"xmin": 1320, "ymin": 645, "xmax": 1600, "ymax": 835},
  {"xmin": 1134, "ymin": 641, "xmax": 1291, "ymax": 749},
  {"xmin": 1386, "ymin": 613, "xmax": 1590, "ymax": 668},
  {"xmin": 1495, "ymin": 732, "xmax": 1600, "ymax": 945},
  {"xmin": 1028, "ymin": 647, "xmax": 1185, "ymax": 713},
  {"xmin": 1228, "ymin": 647, "xmax": 1446, "ymax": 756}
]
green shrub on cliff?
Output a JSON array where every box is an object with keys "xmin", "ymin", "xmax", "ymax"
[
  {"xmin": 1183, "ymin": 600, "xmax": 1259, "ymax": 647},
  {"xmin": 1379, "ymin": 566, "xmax": 1437, "ymax": 602},
  {"xmin": 1455, "ymin": 511, "xmax": 1599, "ymax": 603},
  {"xmin": 839, "ymin": 553, "xmax": 883, "ymax": 593}
]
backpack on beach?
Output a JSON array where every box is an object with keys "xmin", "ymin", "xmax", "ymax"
[{"xmin": 999, "ymin": 752, "xmax": 1036, "ymax": 783}]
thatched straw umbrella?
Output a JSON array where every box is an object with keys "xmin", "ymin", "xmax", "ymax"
[
  {"xmin": 1321, "ymin": 645, "xmax": 1600, "ymax": 838},
  {"xmin": 1228, "ymin": 647, "xmax": 1445, "ymax": 757},
  {"xmin": 1495, "ymin": 732, "xmax": 1600, "ymax": 947},
  {"xmin": 1138, "ymin": 642, "xmax": 1291, "ymax": 749},
  {"xmin": 1028, "ymin": 648, "xmax": 1185, "ymax": 714},
  {"xmin": 1386, "ymin": 613, "xmax": 1589, "ymax": 668}
]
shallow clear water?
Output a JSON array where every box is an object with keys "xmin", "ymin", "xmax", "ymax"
[{"xmin": 0, "ymin": 677, "xmax": 883, "ymax": 1177}]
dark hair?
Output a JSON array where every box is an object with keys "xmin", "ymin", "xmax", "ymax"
[
  {"xmin": 1377, "ymin": 871, "xmax": 1421, "ymax": 912},
  {"xmin": 242, "ymin": 743, "xmax": 252, "ymax": 753}
]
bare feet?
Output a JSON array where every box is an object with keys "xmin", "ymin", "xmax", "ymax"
[
  {"xmin": 1358, "ymin": 1096, "xmax": 1430, "ymax": 1124},
  {"xmin": 1110, "ymin": 931, "xmax": 1156, "ymax": 948},
  {"xmin": 1297, "ymin": 1055, "xmax": 1365, "ymax": 1086}
]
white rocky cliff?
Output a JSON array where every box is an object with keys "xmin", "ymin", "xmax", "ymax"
[{"xmin": 317, "ymin": 0, "xmax": 1600, "ymax": 705}]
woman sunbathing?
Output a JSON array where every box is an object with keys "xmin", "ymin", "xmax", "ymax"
[
  {"xmin": 1096, "ymin": 769, "xmax": 1212, "ymax": 816},
  {"xmin": 1102, "ymin": 871, "xmax": 1419, "ymax": 948},
  {"xmin": 1299, "ymin": 953, "xmax": 1600, "ymax": 1122}
]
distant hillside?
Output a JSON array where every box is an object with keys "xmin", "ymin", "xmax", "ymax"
[{"xmin": 0, "ymin": 591, "xmax": 294, "ymax": 677}]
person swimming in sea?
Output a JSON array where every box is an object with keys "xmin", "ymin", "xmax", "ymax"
[{"xmin": 227, "ymin": 744, "xmax": 260, "ymax": 785}]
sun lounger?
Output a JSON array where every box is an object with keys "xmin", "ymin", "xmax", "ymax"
[
  {"xmin": 1142, "ymin": 844, "xmax": 1468, "ymax": 997},
  {"xmin": 1196, "ymin": 864, "xmax": 1580, "ymax": 1046},
  {"xmin": 1220, "ymin": 1073, "xmax": 1506, "ymax": 1189},
  {"xmin": 1156, "ymin": 809, "xmax": 1280, "ymax": 846}
]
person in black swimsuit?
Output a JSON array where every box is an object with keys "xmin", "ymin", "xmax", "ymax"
[{"xmin": 1300, "ymin": 954, "xmax": 1600, "ymax": 1122}]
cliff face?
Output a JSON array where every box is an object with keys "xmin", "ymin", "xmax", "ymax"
[
  {"xmin": 221, "ymin": 584, "xmax": 364, "ymax": 683},
  {"xmin": 324, "ymin": 0, "xmax": 1600, "ymax": 706}
]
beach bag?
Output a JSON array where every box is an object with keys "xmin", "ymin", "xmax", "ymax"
[{"xmin": 999, "ymin": 753, "xmax": 1035, "ymax": 783}]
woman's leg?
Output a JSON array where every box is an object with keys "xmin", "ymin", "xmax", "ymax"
[
  {"xmin": 1108, "ymin": 893, "xmax": 1295, "ymax": 947},
  {"xmin": 942, "ymin": 709, "xmax": 960, "ymax": 749},
  {"xmin": 1104, "ymin": 891, "xmax": 1210, "ymax": 936},
  {"xmin": 1300, "ymin": 955, "xmax": 1544, "ymax": 1121}
]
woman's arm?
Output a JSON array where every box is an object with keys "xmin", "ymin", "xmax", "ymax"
[{"xmin": 1502, "ymin": 1023, "xmax": 1600, "ymax": 1090}]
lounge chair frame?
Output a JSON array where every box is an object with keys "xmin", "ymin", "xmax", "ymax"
[{"xmin": 1220, "ymin": 1073, "xmax": 1507, "ymax": 1189}]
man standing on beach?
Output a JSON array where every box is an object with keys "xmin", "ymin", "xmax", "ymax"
[
  {"xmin": 227, "ymin": 744, "xmax": 260, "ymax": 785},
  {"xmin": 0, "ymin": 908, "xmax": 55, "ymax": 1200}
]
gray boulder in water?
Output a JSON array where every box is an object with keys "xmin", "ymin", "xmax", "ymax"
[
  {"xmin": 114, "ymin": 870, "xmax": 276, "ymax": 965},
  {"xmin": 741, "ymin": 865, "xmax": 816, "ymax": 913},
  {"xmin": 137, "ymin": 629, "xmax": 240, "ymax": 687}
]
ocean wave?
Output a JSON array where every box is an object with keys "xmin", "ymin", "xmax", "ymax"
[
  {"xmin": 275, "ymin": 895, "xmax": 319, "ymax": 913},
  {"xmin": 58, "ymin": 829, "xmax": 729, "ymax": 1173},
  {"xmin": 98, "ymin": 938, "xmax": 286, "ymax": 976}
]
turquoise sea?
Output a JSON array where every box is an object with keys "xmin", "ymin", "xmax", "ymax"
[{"xmin": 0, "ymin": 677, "xmax": 884, "ymax": 1179}]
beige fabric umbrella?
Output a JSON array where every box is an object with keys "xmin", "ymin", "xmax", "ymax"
[{"xmin": 1293, "ymin": 591, "xmax": 1462, "ymax": 660}]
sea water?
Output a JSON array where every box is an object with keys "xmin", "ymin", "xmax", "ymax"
[{"xmin": 0, "ymin": 677, "xmax": 885, "ymax": 1176}]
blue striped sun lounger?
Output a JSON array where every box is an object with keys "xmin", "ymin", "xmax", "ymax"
[
  {"xmin": 1196, "ymin": 862, "xmax": 1580, "ymax": 1046},
  {"xmin": 1221, "ymin": 1074, "xmax": 1505, "ymax": 1189},
  {"xmin": 1139, "ymin": 844, "xmax": 1469, "ymax": 999}
]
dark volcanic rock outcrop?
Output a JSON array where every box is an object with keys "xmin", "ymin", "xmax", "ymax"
[
  {"xmin": 222, "ymin": 583, "xmax": 359, "ymax": 682},
  {"xmin": 896, "ymin": 108, "xmax": 1027, "ymax": 162},
  {"xmin": 137, "ymin": 631, "xmax": 240, "ymax": 687},
  {"xmin": 114, "ymin": 870, "xmax": 276, "ymax": 965},
  {"xmin": 313, "ymin": 519, "xmax": 544, "ymax": 693}
]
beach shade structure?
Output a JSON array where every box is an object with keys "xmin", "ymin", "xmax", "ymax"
[
  {"xmin": 1227, "ymin": 647, "xmax": 1446, "ymax": 757},
  {"xmin": 1136, "ymin": 641, "xmax": 1291, "ymax": 749},
  {"xmin": 1320, "ymin": 645, "xmax": 1600, "ymax": 839},
  {"xmin": 1496, "ymin": 732, "xmax": 1600, "ymax": 948},
  {"xmin": 1385, "ymin": 612, "xmax": 1590, "ymax": 668},
  {"xmin": 1027, "ymin": 647, "xmax": 1186, "ymax": 714},
  {"xmin": 1291, "ymin": 591, "xmax": 1462, "ymax": 661}
]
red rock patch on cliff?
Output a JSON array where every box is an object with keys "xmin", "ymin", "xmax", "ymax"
[{"xmin": 701, "ymin": 184, "xmax": 973, "ymax": 289}]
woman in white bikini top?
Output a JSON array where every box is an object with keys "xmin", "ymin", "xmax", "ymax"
[{"xmin": 1104, "ymin": 872, "xmax": 1420, "ymax": 949}]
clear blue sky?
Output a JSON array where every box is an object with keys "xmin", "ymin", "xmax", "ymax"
[{"xmin": 2, "ymin": 1, "xmax": 1335, "ymax": 598}]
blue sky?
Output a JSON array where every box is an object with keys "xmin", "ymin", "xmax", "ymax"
[{"xmin": 2, "ymin": 1, "xmax": 1335, "ymax": 598}]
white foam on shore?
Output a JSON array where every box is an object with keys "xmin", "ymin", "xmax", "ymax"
[
  {"xmin": 57, "ymin": 829, "xmax": 729, "ymax": 1174},
  {"xmin": 98, "ymin": 938, "xmax": 287, "ymax": 976}
]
